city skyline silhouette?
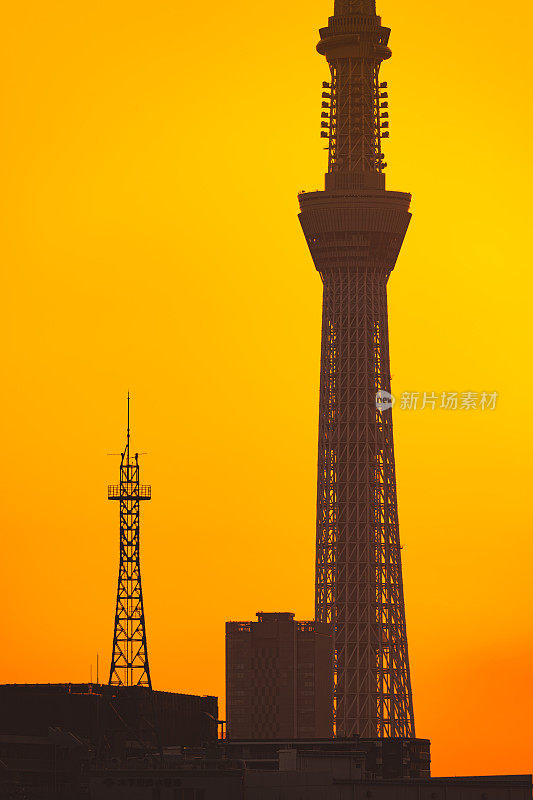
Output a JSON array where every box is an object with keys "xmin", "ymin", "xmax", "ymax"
[{"xmin": 0, "ymin": 0, "xmax": 531, "ymax": 778}]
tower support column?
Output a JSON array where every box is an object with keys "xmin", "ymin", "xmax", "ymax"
[{"xmin": 299, "ymin": 183, "xmax": 415, "ymax": 737}]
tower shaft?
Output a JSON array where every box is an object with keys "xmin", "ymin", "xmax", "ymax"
[
  {"xmin": 108, "ymin": 398, "xmax": 152, "ymax": 688},
  {"xmin": 299, "ymin": 0, "xmax": 415, "ymax": 738}
]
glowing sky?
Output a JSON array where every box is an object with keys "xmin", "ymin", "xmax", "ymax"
[{"xmin": 1, "ymin": 0, "xmax": 532, "ymax": 777}]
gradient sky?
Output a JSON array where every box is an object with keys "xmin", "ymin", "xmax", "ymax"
[{"xmin": 1, "ymin": 0, "xmax": 532, "ymax": 778}]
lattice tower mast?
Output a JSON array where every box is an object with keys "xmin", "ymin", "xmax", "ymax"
[
  {"xmin": 108, "ymin": 396, "xmax": 152, "ymax": 688},
  {"xmin": 299, "ymin": 0, "xmax": 415, "ymax": 738}
]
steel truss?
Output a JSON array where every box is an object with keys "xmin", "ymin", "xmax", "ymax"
[
  {"xmin": 299, "ymin": 0, "xmax": 415, "ymax": 739},
  {"xmin": 316, "ymin": 270, "xmax": 414, "ymax": 738},
  {"xmin": 108, "ymin": 397, "xmax": 152, "ymax": 689},
  {"xmin": 327, "ymin": 61, "xmax": 384, "ymax": 175}
]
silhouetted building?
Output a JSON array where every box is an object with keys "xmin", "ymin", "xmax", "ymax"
[
  {"xmin": 0, "ymin": 684, "xmax": 218, "ymax": 751},
  {"xmin": 221, "ymin": 737, "xmax": 431, "ymax": 780},
  {"xmin": 226, "ymin": 612, "xmax": 333, "ymax": 739},
  {"xmin": 88, "ymin": 759, "xmax": 532, "ymax": 800},
  {"xmin": 0, "ymin": 729, "xmax": 89, "ymax": 799}
]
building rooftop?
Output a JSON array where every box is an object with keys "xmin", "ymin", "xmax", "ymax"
[{"xmin": 256, "ymin": 612, "xmax": 295, "ymax": 622}]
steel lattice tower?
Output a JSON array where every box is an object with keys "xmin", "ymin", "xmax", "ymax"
[
  {"xmin": 108, "ymin": 396, "xmax": 152, "ymax": 688},
  {"xmin": 299, "ymin": 0, "xmax": 415, "ymax": 738}
]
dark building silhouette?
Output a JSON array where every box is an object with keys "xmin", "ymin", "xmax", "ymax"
[
  {"xmin": 222, "ymin": 737, "xmax": 431, "ymax": 780},
  {"xmin": 0, "ymin": 684, "xmax": 218, "ymax": 751},
  {"xmin": 226, "ymin": 613, "xmax": 333, "ymax": 739},
  {"xmin": 298, "ymin": 0, "xmax": 415, "ymax": 737},
  {"xmin": 89, "ymin": 762, "xmax": 532, "ymax": 800},
  {"xmin": 0, "ymin": 729, "xmax": 89, "ymax": 798}
]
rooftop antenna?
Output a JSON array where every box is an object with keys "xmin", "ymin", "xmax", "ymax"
[
  {"xmin": 125, "ymin": 392, "xmax": 131, "ymax": 462},
  {"xmin": 108, "ymin": 394, "xmax": 152, "ymax": 689}
]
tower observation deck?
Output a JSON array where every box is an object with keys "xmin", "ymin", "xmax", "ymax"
[{"xmin": 299, "ymin": 0, "xmax": 415, "ymax": 738}]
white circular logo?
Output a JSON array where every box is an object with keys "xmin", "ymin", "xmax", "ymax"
[{"xmin": 376, "ymin": 391, "xmax": 395, "ymax": 411}]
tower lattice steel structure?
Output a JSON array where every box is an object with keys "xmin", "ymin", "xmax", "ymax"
[
  {"xmin": 299, "ymin": 0, "xmax": 415, "ymax": 738},
  {"xmin": 108, "ymin": 396, "xmax": 152, "ymax": 688}
]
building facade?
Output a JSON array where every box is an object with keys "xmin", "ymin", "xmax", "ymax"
[
  {"xmin": 226, "ymin": 613, "xmax": 333, "ymax": 739},
  {"xmin": 89, "ymin": 763, "xmax": 532, "ymax": 800},
  {"xmin": 0, "ymin": 684, "xmax": 218, "ymax": 750},
  {"xmin": 222, "ymin": 738, "xmax": 431, "ymax": 780}
]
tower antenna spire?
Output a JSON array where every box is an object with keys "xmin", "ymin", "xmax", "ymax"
[{"xmin": 126, "ymin": 392, "xmax": 131, "ymax": 456}]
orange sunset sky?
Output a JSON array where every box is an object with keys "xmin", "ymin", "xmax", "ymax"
[{"xmin": 1, "ymin": 0, "xmax": 532, "ymax": 779}]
